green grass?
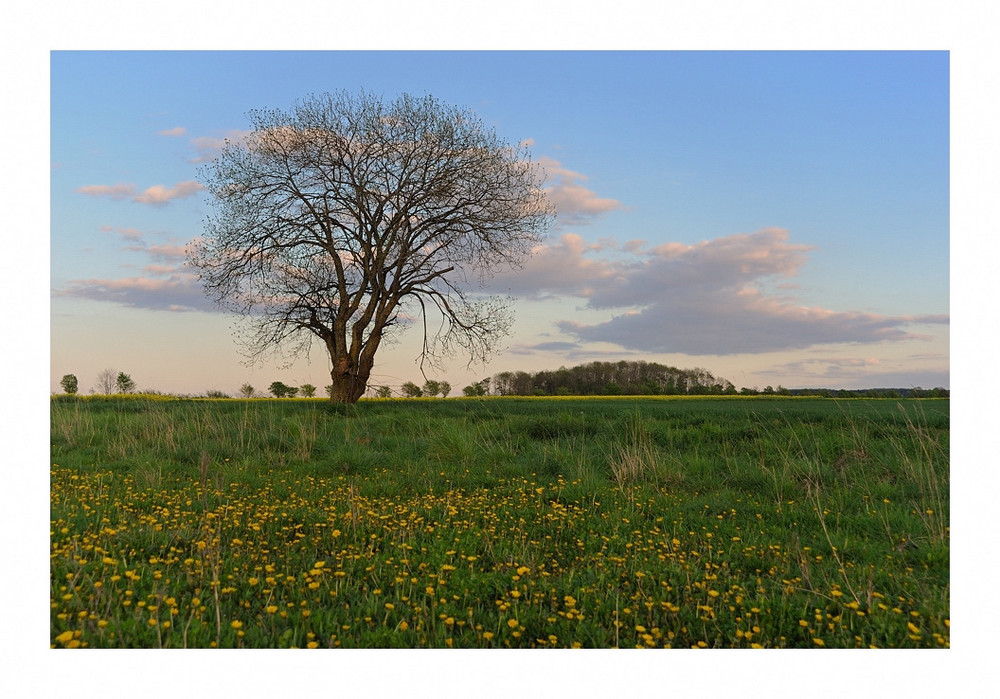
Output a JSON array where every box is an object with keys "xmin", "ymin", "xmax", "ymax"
[{"xmin": 50, "ymin": 395, "xmax": 949, "ymax": 648}]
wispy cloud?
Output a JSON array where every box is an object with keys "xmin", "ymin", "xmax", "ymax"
[
  {"xmin": 56, "ymin": 272, "xmax": 214, "ymax": 313},
  {"xmin": 100, "ymin": 225, "xmax": 145, "ymax": 241},
  {"xmin": 497, "ymin": 228, "xmax": 949, "ymax": 356},
  {"xmin": 77, "ymin": 180, "xmax": 203, "ymax": 206},
  {"xmin": 77, "ymin": 183, "xmax": 135, "ymax": 201},
  {"xmin": 189, "ymin": 130, "xmax": 250, "ymax": 163},
  {"xmin": 158, "ymin": 126, "xmax": 187, "ymax": 137},
  {"xmin": 133, "ymin": 181, "xmax": 203, "ymax": 205},
  {"xmin": 507, "ymin": 341, "xmax": 582, "ymax": 355},
  {"xmin": 60, "ymin": 229, "xmax": 207, "ymax": 312},
  {"xmin": 538, "ymin": 157, "xmax": 624, "ymax": 226},
  {"xmin": 755, "ymin": 357, "xmax": 949, "ymax": 390}
]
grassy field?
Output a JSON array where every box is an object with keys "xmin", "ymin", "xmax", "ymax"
[{"xmin": 49, "ymin": 395, "xmax": 949, "ymax": 649}]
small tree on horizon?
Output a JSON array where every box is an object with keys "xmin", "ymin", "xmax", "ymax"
[
  {"xmin": 269, "ymin": 381, "xmax": 296, "ymax": 398},
  {"xmin": 299, "ymin": 383, "xmax": 317, "ymax": 398},
  {"xmin": 239, "ymin": 383, "xmax": 255, "ymax": 398},
  {"xmin": 401, "ymin": 382, "xmax": 423, "ymax": 398},
  {"xmin": 60, "ymin": 374, "xmax": 78, "ymax": 395},
  {"xmin": 439, "ymin": 381, "xmax": 452, "ymax": 398},
  {"xmin": 422, "ymin": 379, "xmax": 441, "ymax": 398},
  {"xmin": 116, "ymin": 372, "xmax": 136, "ymax": 394},
  {"xmin": 96, "ymin": 368, "xmax": 117, "ymax": 395}
]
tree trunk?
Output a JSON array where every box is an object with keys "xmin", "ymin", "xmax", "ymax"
[
  {"xmin": 327, "ymin": 345, "xmax": 380, "ymax": 403},
  {"xmin": 328, "ymin": 367, "xmax": 368, "ymax": 403}
]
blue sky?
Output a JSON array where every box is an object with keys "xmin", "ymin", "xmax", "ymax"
[{"xmin": 50, "ymin": 50, "xmax": 950, "ymax": 394}]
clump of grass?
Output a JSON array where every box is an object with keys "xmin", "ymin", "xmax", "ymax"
[
  {"xmin": 606, "ymin": 413, "xmax": 681, "ymax": 488},
  {"xmin": 426, "ymin": 419, "xmax": 476, "ymax": 465}
]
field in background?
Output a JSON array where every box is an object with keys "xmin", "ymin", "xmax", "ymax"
[{"xmin": 50, "ymin": 396, "xmax": 949, "ymax": 648}]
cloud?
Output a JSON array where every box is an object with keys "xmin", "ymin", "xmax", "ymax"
[
  {"xmin": 495, "ymin": 233, "xmax": 620, "ymax": 300},
  {"xmin": 77, "ymin": 180, "xmax": 204, "ymax": 206},
  {"xmin": 189, "ymin": 130, "xmax": 251, "ymax": 163},
  {"xmin": 143, "ymin": 243, "xmax": 189, "ymax": 262},
  {"xmin": 101, "ymin": 225, "xmax": 145, "ymax": 241},
  {"xmin": 755, "ymin": 357, "xmax": 949, "ymax": 390},
  {"xmin": 77, "ymin": 183, "xmax": 135, "ymax": 200},
  {"xmin": 538, "ymin": 157, "xmax": 624, "ymax": 226},
  {"xmin": 498, "ymin": 228, "xmax": 949, "ymax": 356},
  {"xmin": 507, "ymin": 341, "xmax": 582, "ymax": 355},
  {"xmin": 60, "ymin": 232, "xmax": 207, "ymax": 311},
  {"xmin": 56, "ymin": 272, "xmax": 215, "ymax": 313},
  {"xmin": 761, "ymin": 356, "xmax": 883, "ymax": 379},
  {"xmin": 132, "ymin": 181, "xmax": 204, "ymax": 205},
  {"xmin": 159, "ymin": 126, "xmax": 187, "ymax": 137}
]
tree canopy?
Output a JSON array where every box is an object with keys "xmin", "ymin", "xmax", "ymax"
[{"xmin": 189, "ymin": 90, "xmax": 553, "ymax": 403}]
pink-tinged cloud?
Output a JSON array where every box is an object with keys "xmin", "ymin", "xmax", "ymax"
[
  {"xmin": 56, "ymin": 272, "xmax": 217, "ymax": 313},
  {"xmin": 495, "ymin": 227, "xmax": 949, "ymax": 356},
  {"xmin": 77, "ymin": 183, "xmax": 136, "ymax": 200},
  {"xmin": 133, "ymin": 181, "xmax": 204, "ymax": 205},
  {"xmin": 756, "ymin": 356, "xmax": 949, "ymax": 390},
  {"xmin": 145, "ymin": 243, "xmax": 189, "ymax": 262},
  {"xmin": 159, "ymin": 126, "xmax": 187, "ymax": 137},
  {"xmin": 78, "ymin": 180, "xmax": 204, "ymax": 206},
  {"xmin": 538, "ymin": 157, "xmax": 624, "ymax": 226},
  {"xmin": 189, "ymin": 130, "xmax": 251, "ymax": 163},
  {"xmin": 101, "ymin": 225, "xmax": 146, "ymax": 241},
  {"xmin": 143, "ymin": 264, "xmax": 181, "ymax": 276}
]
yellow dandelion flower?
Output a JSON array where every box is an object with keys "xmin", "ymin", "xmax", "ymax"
[
  {"xmin": 55, "ymin": 630, "xmax": 74, "ymax": 644},
  {"xmin": 230, "ymin": 620, "xmax": 243, "ymax": 629},
  {"xmin": 507, "ymin": 619, "xmax": 519, "ymax": 628},
  {"xmin": 813, "ymin": 638, "xmax": 825, "ymax": 646}
]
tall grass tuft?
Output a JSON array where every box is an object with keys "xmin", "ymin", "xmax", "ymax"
[{"xmin": 606, "ymin": 413, "xmax": 681, "ymax": 488}]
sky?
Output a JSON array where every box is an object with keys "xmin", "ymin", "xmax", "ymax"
[{"xmin": 49, "ymin": 50, "xmax": 951, "ymax": 395}]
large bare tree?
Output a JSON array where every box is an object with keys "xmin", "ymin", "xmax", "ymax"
[{"xmin": 189, "ymin": 91, "xmax": 553, "ymax": 403}]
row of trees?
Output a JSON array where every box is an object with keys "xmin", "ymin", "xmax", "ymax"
[
  {"xmin": 59, "ymin": 371, "xmax": 136, "ymax": 395},
  {"xmin": 57, "ymin": 366, "xmax": 949, "ymax": 400},
  {"xmin": 466, "ymin": 361, "xmax": 738, "ymax": 397},
  {"xmin": 399, "ymin": 380, "xmax": 452, "ymax": 398}
]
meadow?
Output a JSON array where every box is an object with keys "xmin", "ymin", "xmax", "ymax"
[{"xmin": 49, "ymin": 395, "xmax": 949, "ymax": 649}]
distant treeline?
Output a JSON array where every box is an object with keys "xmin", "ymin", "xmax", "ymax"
[
  {"xmin": 466, "ymin": 361, "xmax": 735, "ymax": 396},
  {"xmin": 460, "ymin": 360, "xmax": 950, "ymax": 398}
]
